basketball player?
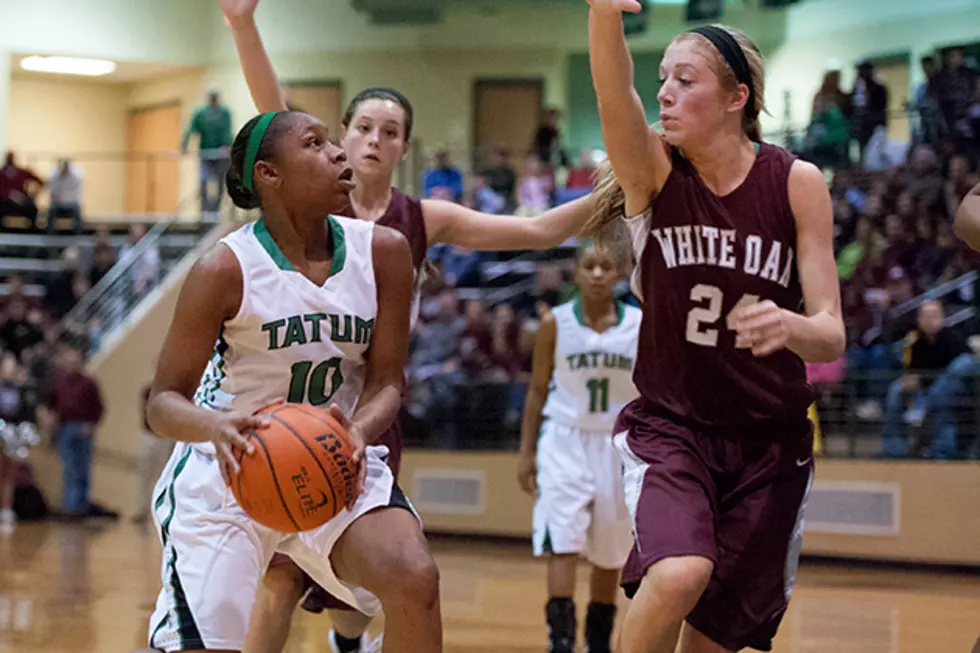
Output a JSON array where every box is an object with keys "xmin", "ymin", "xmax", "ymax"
[
  {"xmin": 585, "ymin": 2, "xmax": 845, "ymax": 651},
  {"xmin": 954, "ymin": 182, "xmax": 980, "ymax": 251},
  {"xmin": 217, "ymin": 2, "xmax": 598, "ymax": 651},
  {"xmin": 517, "ymin": 239, "xmax": 640, "ymax": 653},
  {"xmin": 145, "ymin": 111, "xmax": 441, "ymax": 653}
]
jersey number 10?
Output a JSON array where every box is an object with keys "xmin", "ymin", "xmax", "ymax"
[{"xmin": 288, "ymin": 358, "xmax": 344, "ymax": 405}]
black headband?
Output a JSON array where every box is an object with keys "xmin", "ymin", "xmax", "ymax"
[{"xmin": 688, "ymin": 26, "xmax": 755, "ymax": 109}]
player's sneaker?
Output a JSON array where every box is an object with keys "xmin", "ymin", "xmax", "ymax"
[
  {"xmin": 328, "ymin": 629, "xmax": 372, "ymax": 653},
  {"xmin": 0, "ymin": 508, "xmax": 15, "ymax": 535}
]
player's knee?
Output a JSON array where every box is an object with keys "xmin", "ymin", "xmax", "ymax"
[
  {"xmin": 382, "ymin": 545, "xmax": 440, "ymax": 609},
  {"xmin": 263, "ymin": 562, "xmax": 307, "ymax": 602},
  {"xmin": 646, "ymin": 556, "xmax": 712, "ymax": 606}
]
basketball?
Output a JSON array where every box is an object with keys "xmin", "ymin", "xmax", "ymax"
[{"xmin": 230, "ymin": 403, "xmax": 358, "ymax": 532}]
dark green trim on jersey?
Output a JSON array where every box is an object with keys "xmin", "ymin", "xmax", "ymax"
[
  {"xmin": 571, "ymin": 297, "xmax": 627, "ymax": 329},
  {"xmin": 326, "ymin": 215, "xmax": 347, "ymax": 278},
  {"xmin": 254, "ymin": 216, "xmax": 347, "ymax": 279},
  {"xmin": 254, "ymin": 219, "xmax": 296, "ymax": 272}
]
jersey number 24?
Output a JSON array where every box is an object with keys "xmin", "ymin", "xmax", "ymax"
[{"xmin": 685, "ymin": 284, "xmax": 760, "ymax": 348}]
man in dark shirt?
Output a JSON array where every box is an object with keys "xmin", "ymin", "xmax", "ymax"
[
  {"xmin": 881, "ymin": 300, "xmax": 974, "ymax": 458},
  {"xmin": 0, "ymin": 151, "xmax": 43, "ymax": 230},
  {"xmin": 0, "ymin": 298, "xmax": 44, "ymax": 361},
  {"xmin": 48, "ymin": 345, "xmax": 104, "ymax": 518}
]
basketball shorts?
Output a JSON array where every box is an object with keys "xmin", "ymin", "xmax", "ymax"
[
  {"xmin": 532, "ymin": 420, "xmax": 634, "ymax": 570},
  {"xmin": 613, "ymin": 399, "xmax": 813, "ymax": 653},
  {"xmin": 148, "ymin": 441, "xmax": 413, "ymax": 652}
]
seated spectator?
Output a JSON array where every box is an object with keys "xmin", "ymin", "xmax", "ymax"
[
  {"xmin": 895, "ymin": 190, "xmax": 917, "ymax": 225},
  {"xmin": 2, "ymin": 274, "xmax": 27, "ymax": 312},
  {"xmin": 0, "ymin": 298, "xmax": 44, "ymax": 362},
  {"xmin": 43, "ymin": 246, "xmax": 85, "ymax": 321},
  {"xmin": 89, "ymin": 229, "xmax": 116, "ymax": 289},
  {"xmin": 464, "ymin": 174, "xmax": 505, "ymax": 215},
  {"xmin": 845, "ymin": 282, "xmax": 899, "ymax": 420},
  {"xmin": 566, "ymin": 150, "xmax": 598, "ymax": 189},
  {"xmin": 427, "ymin": 243, "xmax": 482, "ymax": 288},
  {"xmin": 46, "ymin": 159, "xmax": 84, "ymax": 234},
  {"xmin": 482, "ymin": 148, "xmax": 517, "ymax": 211},
  {"xmin": 517, "ymin": 153, "xmax": 553, "ymax": 216},
  {"xmin": 915, "ymin": 221, "xmax": 957, "ymax": 287},
  {"xmin": 488, "ymin": 302, "xmax": 524, "ymax": 380},
  {"xmin": 406, "ymin": 289, "xmax": 463, "ymax": 445},
  {"xmin": 881, "ymin": 300, "xmax": 973, "ymax": 458},
  {"xmin": 0, "ymin": 151, "xmax": 43, "ymax": 230},
  {"xmin": 0, "ymin": 352, "xmax": 35, "ymax": 532},
  {"xmin": 904, "ymin": 145, "xmax": 945, "ymax": 211},
  {"xmin": 458, "ymin": 299, "xmax": 494, "ymax": 380},
  {"xmin": 831, "ymin": 168, "xmax": 867, "ymax": 214},
  {"xmin": 837, "ymin": 216, "xmax": 877, "ymax": 281},
  {"xmin": 119, "ymin": 223, "xmax": 160, "ymax": 300},
  {"xmin": 423, "ymin": 150, "xmax": 464, "ymax": 202},
  {"xmin": 881, "ymin": 213, "xmax": 914, "ymax": 272}
]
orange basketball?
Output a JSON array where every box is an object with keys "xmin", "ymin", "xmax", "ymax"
[{"xmin": 231, "ymin": 403, "xmax": 358, "ymax": 532}]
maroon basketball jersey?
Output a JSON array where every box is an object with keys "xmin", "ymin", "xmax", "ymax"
[
  {"xmin": 631, "ymin": 143, "xmax": 812, "ymax": 428},
  {"xmin": 338, "ymin": 188, "xmax": 428, "ymax": 273}
]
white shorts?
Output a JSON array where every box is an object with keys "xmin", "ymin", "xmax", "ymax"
[
  {"xmin": 148, "ymin": 441, "xmax": 412, "ymax": 652},
  {"xmin": 532, "ymin": 420, "xmax": 634, "ymax": 570}
]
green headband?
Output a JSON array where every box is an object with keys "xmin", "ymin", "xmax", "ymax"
[{"xmin": 243, "ymin": 111, "xmax": 280, "ymax": 192}]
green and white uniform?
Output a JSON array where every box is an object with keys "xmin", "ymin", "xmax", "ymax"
[
  {"xmin": 532, "ymin": 299, "xmax": 641, "ymax": 569},
  {"xmin": 149, "ymin": 216, "xmax": 411, "ymax": 652}
]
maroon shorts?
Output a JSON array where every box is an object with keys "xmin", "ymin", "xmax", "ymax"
[
  {"xmin": 614, "ymin": 398, "xmax": 813, "ymax": 652},
  {"xmin": 267, "ymin": 415, "xmax": 404, "ymax": 613}
]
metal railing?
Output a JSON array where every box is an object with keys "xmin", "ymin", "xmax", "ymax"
[
  {"xmin": 399, "ymin": 369, "xmax": 980, "ymax": 461},
  {"xmin": 57, "ymin": 194, "xmax": 221, "ymax": 355},
  {"xmin": 58, "ymin": 218, "xmax": 174, "ymax": 354}
]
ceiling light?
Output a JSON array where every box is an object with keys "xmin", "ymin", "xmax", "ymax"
[{"xmin": 19, "ymin": 56, "xmax": 116, "ymax": 77}]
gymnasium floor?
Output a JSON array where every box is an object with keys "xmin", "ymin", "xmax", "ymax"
[{"xmin": 0, "ymin": 522, "xmax": 978, "ymax": 653}]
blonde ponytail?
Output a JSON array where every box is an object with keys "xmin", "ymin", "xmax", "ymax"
[{"xmin": 581, "ymin": 159, "xmax": 626, "ymax": 245}]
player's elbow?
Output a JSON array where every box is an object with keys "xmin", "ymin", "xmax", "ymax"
[{"xmin": 953, "ymin": 206, "xmax": 980, "ymax": 251}]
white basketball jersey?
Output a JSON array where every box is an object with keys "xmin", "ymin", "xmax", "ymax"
[
  {"xmin": 542, "ymin": 299, "xmax": 641, "ymax": 433},
  {"xmin": 193, "ymin": 215, "xmax": 378, "ymax": 448}
]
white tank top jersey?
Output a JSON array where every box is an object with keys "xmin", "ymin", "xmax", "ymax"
[
  {"xmin": 541, "ymin": 299, "xmax": 642, "ymax": 433},
  {"xmin": 191, "ymin": 215, "xmax": 378, "ymax": 452}
]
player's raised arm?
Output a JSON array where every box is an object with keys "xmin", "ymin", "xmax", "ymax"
[
  {"xmin": 954, "ymin": 182, "xmax": 980, "ymax": 251},
  {"xmin": 221, "ymin": 0, "xmax": 289, "ymax": 113},
  {"xmin": 588, "ymin": 0, "xmax": 670, "ymax": 216}
]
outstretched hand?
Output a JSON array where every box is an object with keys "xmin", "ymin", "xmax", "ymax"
[
  {"xmin": 219, "ymin": 0, "xmax": 260, "ymax": 26},
  {"xmin": 586, "ymin": 0, "xmax": 644, "ymax": 13}
]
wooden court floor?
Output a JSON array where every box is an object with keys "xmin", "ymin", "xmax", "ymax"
[{"xmin": 0, "ymin": 522, "xmax": 978, "ymax": 653}]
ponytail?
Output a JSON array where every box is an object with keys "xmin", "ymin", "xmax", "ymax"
[{"xmin": 581, "ymin": 159, "xmax": 626, "ymax": 245}]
